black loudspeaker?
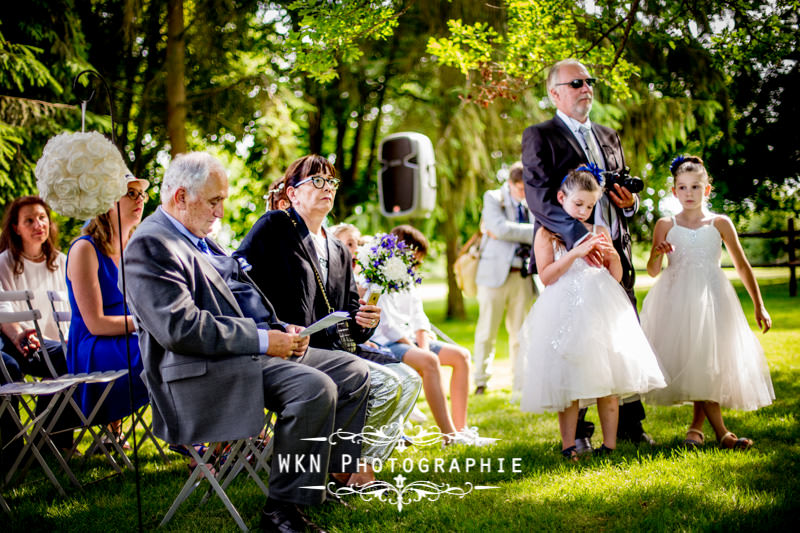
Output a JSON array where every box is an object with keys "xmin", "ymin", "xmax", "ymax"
[{"xmin": 378, "ymin": 132, "xmax": 436, "ymax": 218}]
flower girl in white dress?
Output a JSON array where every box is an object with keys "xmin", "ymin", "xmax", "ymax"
[
  {"xmin": 520, "ymin": 167, "xmax": 665, "ymax": 460},
  {"xmin": 641, "ymin": 155, "xmax": 774, "ymax": 450}
]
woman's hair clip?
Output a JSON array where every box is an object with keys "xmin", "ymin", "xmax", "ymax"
[{"xmin": 670, "ymin": 155, "xmax": 687, "ymax": 175}]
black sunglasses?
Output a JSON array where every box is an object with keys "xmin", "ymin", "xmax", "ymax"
[{"xmin": 555, "ymin": 78, "xmax": 597, "ymax": 89}]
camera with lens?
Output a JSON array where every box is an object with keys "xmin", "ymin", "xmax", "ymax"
[
  {"xmin": 514, "ymin": 244, "xmax": 532, "ymax": 278},
  {"xmin": 602, "ymin": 167, "xmax": 644, "ymax": 194}
]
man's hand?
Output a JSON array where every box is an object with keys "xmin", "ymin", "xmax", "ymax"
[
  {"xmin": 266, "ymin": 330, "xmax": 302, "ymax": 359},
  {"xmin": 285, "ymin": 324, "xmax": 310, "ymax": 356},
  {"xmin": 355, "ymin": 300, "xmax": 381, "ymax": 329},
  {"xmin": 608, "ymin": 183, "xmax": 636, "ymax": 209}
]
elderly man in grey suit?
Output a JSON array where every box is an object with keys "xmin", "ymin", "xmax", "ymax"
[
  {"xmin": 124, "ymin": 152, "xmax": 370, "ymax": 533},
  {"xmin": 473, "ymin": 162, "xmax": 537, "ymax": 400}
]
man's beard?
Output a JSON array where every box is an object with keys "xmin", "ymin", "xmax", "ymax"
[{"xmin": 575, "ymin": 98, "xmax": 592, "ymax": 119}]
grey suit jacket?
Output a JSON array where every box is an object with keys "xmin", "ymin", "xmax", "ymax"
[
  {"xmin": 475, "ymin": 183, "xmax": 535, "ymax": 288},
  {"xmin": 123, "ymin": 208, "xmax": 266, "ymax": 444}
]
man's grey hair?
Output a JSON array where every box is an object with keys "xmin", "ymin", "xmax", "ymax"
[
  {"xmin": 546, "ymin": 58, "xmax": 588, "ymax": 104},
  {"xmin": 161, "ymin": 152, "xmax": 226, "ymax": 204}
]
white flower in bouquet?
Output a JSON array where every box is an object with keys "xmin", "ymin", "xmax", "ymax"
[
  {"xmin": 35, "ymin": 131, "xmax": 129, "ymax": 219},
  {"xmin": 383, "ymin": 255, "xmax": 408, "ymax": 283},
  {"xmin": 355, "ymin": 232, "xmax": 422, "ymax": 294}
]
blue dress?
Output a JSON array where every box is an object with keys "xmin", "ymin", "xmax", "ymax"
[{"xmin": 66, "ymin": 236, "xmax": 148, "ymax": 424}]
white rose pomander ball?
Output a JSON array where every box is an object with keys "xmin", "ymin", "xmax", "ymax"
[{"xmin": 35, "ymin": 131, "xmax": 129, "ymax": 219}]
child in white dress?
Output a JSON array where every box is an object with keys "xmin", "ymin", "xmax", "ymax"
[
  {"xmin": 641, "ymin": 155, "xmax": 774, "ymax": 450},
  {"xmin": 520, "ymin": 167, "xmax": 665, "ymax": 459}
]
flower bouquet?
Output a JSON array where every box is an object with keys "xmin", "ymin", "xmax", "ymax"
[
  {"xmin": 35, "ymin": 131, "xmax": 129, "ymax": 219},
  {"xmin": 355, "ymin": 233, "xmax": 422, "ymax": 303}
]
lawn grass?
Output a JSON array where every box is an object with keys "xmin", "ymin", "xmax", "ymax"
[{"xmin": 4, "ymin": 274, "xmax": 799, "ymax": 532}]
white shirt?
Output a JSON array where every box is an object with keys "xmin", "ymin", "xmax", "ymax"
[
  {"xmin": 370, "ymin": 287, "xmax": 431, "ymax": 346},
  {"xmin": 310, "ymin": 231, "xmax": 329, "ymax": 284},
  {"xmin": 0, "ymin": 250, "xmax": 68, "ymax": 341},
  {"xmin": 557, "ymin": 110, "xmax": 604, "ymax": 167},
  {"xmin": 556, "ymin": 110, "xmax": 636, "ymax": 238}
]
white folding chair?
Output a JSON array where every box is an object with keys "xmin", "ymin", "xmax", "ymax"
[
  {"xmin": 47, "ymin": 290, "xmax": 169, "ymax": 465},
  {"xmin": 0, "ymin": 375, "xmax": 80, "ymax": 495},
  {"xmin": 159, "ymin": 411, "xmax": 276, "ymax": 531},
  {"xmin": 2, "ymin": 291, "xmax": 131, "ymax": 472}
]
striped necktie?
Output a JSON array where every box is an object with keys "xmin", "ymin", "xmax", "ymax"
[{"xmin": 579, "ymin": 125, "xmax": 603, "ymax": 166}]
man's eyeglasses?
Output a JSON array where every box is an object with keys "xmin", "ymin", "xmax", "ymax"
[
  {"xmin": 126, "ymin": 189, "xmax": 149, "ymax": 201},
  {"xmin": 294, "ymin": 174, "xmax": 341, "ymax": 191},
  {"xmin": 555, "ymin": 78, "xmax": 596, "ymax": 89}
]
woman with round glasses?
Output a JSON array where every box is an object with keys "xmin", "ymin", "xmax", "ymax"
[
  {"xmin": 236, "ymin": 154, "xmax": 422, "ymax": 487},
  {"xmin": 65, "ymin": 175, "xmax": 150, "ymax": 437}
]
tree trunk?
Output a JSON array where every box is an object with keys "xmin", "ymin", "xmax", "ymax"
[
  {"xmin": 166, "ymin": 0, "xmax": 187, "ymax": 156},
  {"xmin": 443, "ymin": 205, "xmax": 466, "ymax": 320}
]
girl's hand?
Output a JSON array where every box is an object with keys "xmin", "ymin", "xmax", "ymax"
[
  {"xmin": 573, "ymin": 235, "xmax": 604, "ymax": 259},
  {"xmin": 653, "ymin": 240, "xmax": 674, "ymax": 256},
  {"xmin": 755, "ymin": 305, "xmax": 772, "ymax": 333}
]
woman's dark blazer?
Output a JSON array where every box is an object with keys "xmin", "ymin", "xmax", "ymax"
[{"xmin": 234, "ymin": 207, "xmax": 376, "ymax": 350}]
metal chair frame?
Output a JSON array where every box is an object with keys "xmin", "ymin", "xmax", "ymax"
[
  {"xmin": 159, "ymin": 412, "xmax": 276, "ymax": 531},
  {"xmin": 1, "ymin": 291, "xmax": 130, "ymax": 473},
  {"xmin": 46, "ymin": 290, "xmax": 169, "ymax": 465},
  {"xmin": 0, "ymin": 378, "xmax": 79, "ymax": 502}
]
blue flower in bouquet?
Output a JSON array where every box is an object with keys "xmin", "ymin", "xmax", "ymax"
[{"xmin": 356, "ymin": 233, "xmax": 421, "ymax": 294}]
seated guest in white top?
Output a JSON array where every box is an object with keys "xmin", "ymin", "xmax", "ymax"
[
  {"xmin": 0, "ymin": 196, "xmax": 73, "ymax": 450},
  {"xmin": 372, "ymin": 225, "xmax": 494, "ymax": 446},
  {"xmin": 0, "ymin": 196, "xmax": 68, "ymax": 373}
]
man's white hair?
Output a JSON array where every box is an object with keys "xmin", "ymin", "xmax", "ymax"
[
  {"xmin": 161, "ymin": 152, "xmax": 226, "ymax": 204},
  {"xmin": 546, "ymin": 58, "xmax": 588, "ymax": 105}
]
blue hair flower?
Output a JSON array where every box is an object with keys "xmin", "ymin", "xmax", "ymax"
[
  {"xmin": 670, "ymin": 155, "xmax": 686, "ymax": 174},
  {"xmin": 563, "ymin": 162, "xmax": 604, "ymax": 184}
]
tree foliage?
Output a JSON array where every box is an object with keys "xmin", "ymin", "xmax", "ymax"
[{"xmin": 1, "ymin": 0, "xmax": 797, "ymax": 315}]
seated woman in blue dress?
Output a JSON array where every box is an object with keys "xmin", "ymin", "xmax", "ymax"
[{"xmin": 65, "ymin": 175, "xmax": 150, "ymax": 439}]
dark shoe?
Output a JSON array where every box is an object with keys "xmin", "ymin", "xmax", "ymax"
[
  {"xmin": 260, "ymin": 500, "xmax": 311, "ymax": 532},
  {"xmin": 474, "ymin": 385, "xmax": 486, "ymax": 395},
  {"xmin": 575, "ymin": 437, "xmax": 593, "ymax": 456},
  {"xmin": 593, "ymin": 444, "xmax": 614, "ymax": 457},
  {"xmin": 561, "ymin": 445, "xmax": 579, "ymax": 462},
  {"xmin": 619, "ymin": 431, "xmax": 656, "ymax": 446}
]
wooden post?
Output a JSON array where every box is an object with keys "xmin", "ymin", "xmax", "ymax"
[{"xmin": 789, "ymin": 218, "xmax": 797, "ymax": 297}]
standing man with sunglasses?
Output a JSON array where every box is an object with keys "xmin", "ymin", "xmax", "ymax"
[{"xmin": 521, "ymin": 58, "xmax": 653, "ymax": 452}]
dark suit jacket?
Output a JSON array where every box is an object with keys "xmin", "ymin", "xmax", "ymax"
[
  {"xmin": 522, "ymin": 115, "xmax": 636, "ymax": 291},
  {"xmin": 235, "ymin": 207, "xmax": 376, "ymax": 350}
]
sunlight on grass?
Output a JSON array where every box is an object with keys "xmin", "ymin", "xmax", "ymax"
[{"xmin": 4, "ymin": 275, "xmax": 798, "ymax": 531}]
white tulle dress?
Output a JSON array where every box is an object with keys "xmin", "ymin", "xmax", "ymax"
[
  {"xmin": 641, "ymin": 218, "xmax": 774, "ymax": 410},
  {"xmin": 520, "ymin": 234, "xmax": 666, "ymax": 413}
]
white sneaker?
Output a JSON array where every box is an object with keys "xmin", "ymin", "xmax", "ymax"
[
  {"xmin": 447, "ymin": 427, "xmax": 498, "ymax": 447},
  {"xmin": 408, "ymin": 406, "xmax": 428, "ymax": 423}
]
